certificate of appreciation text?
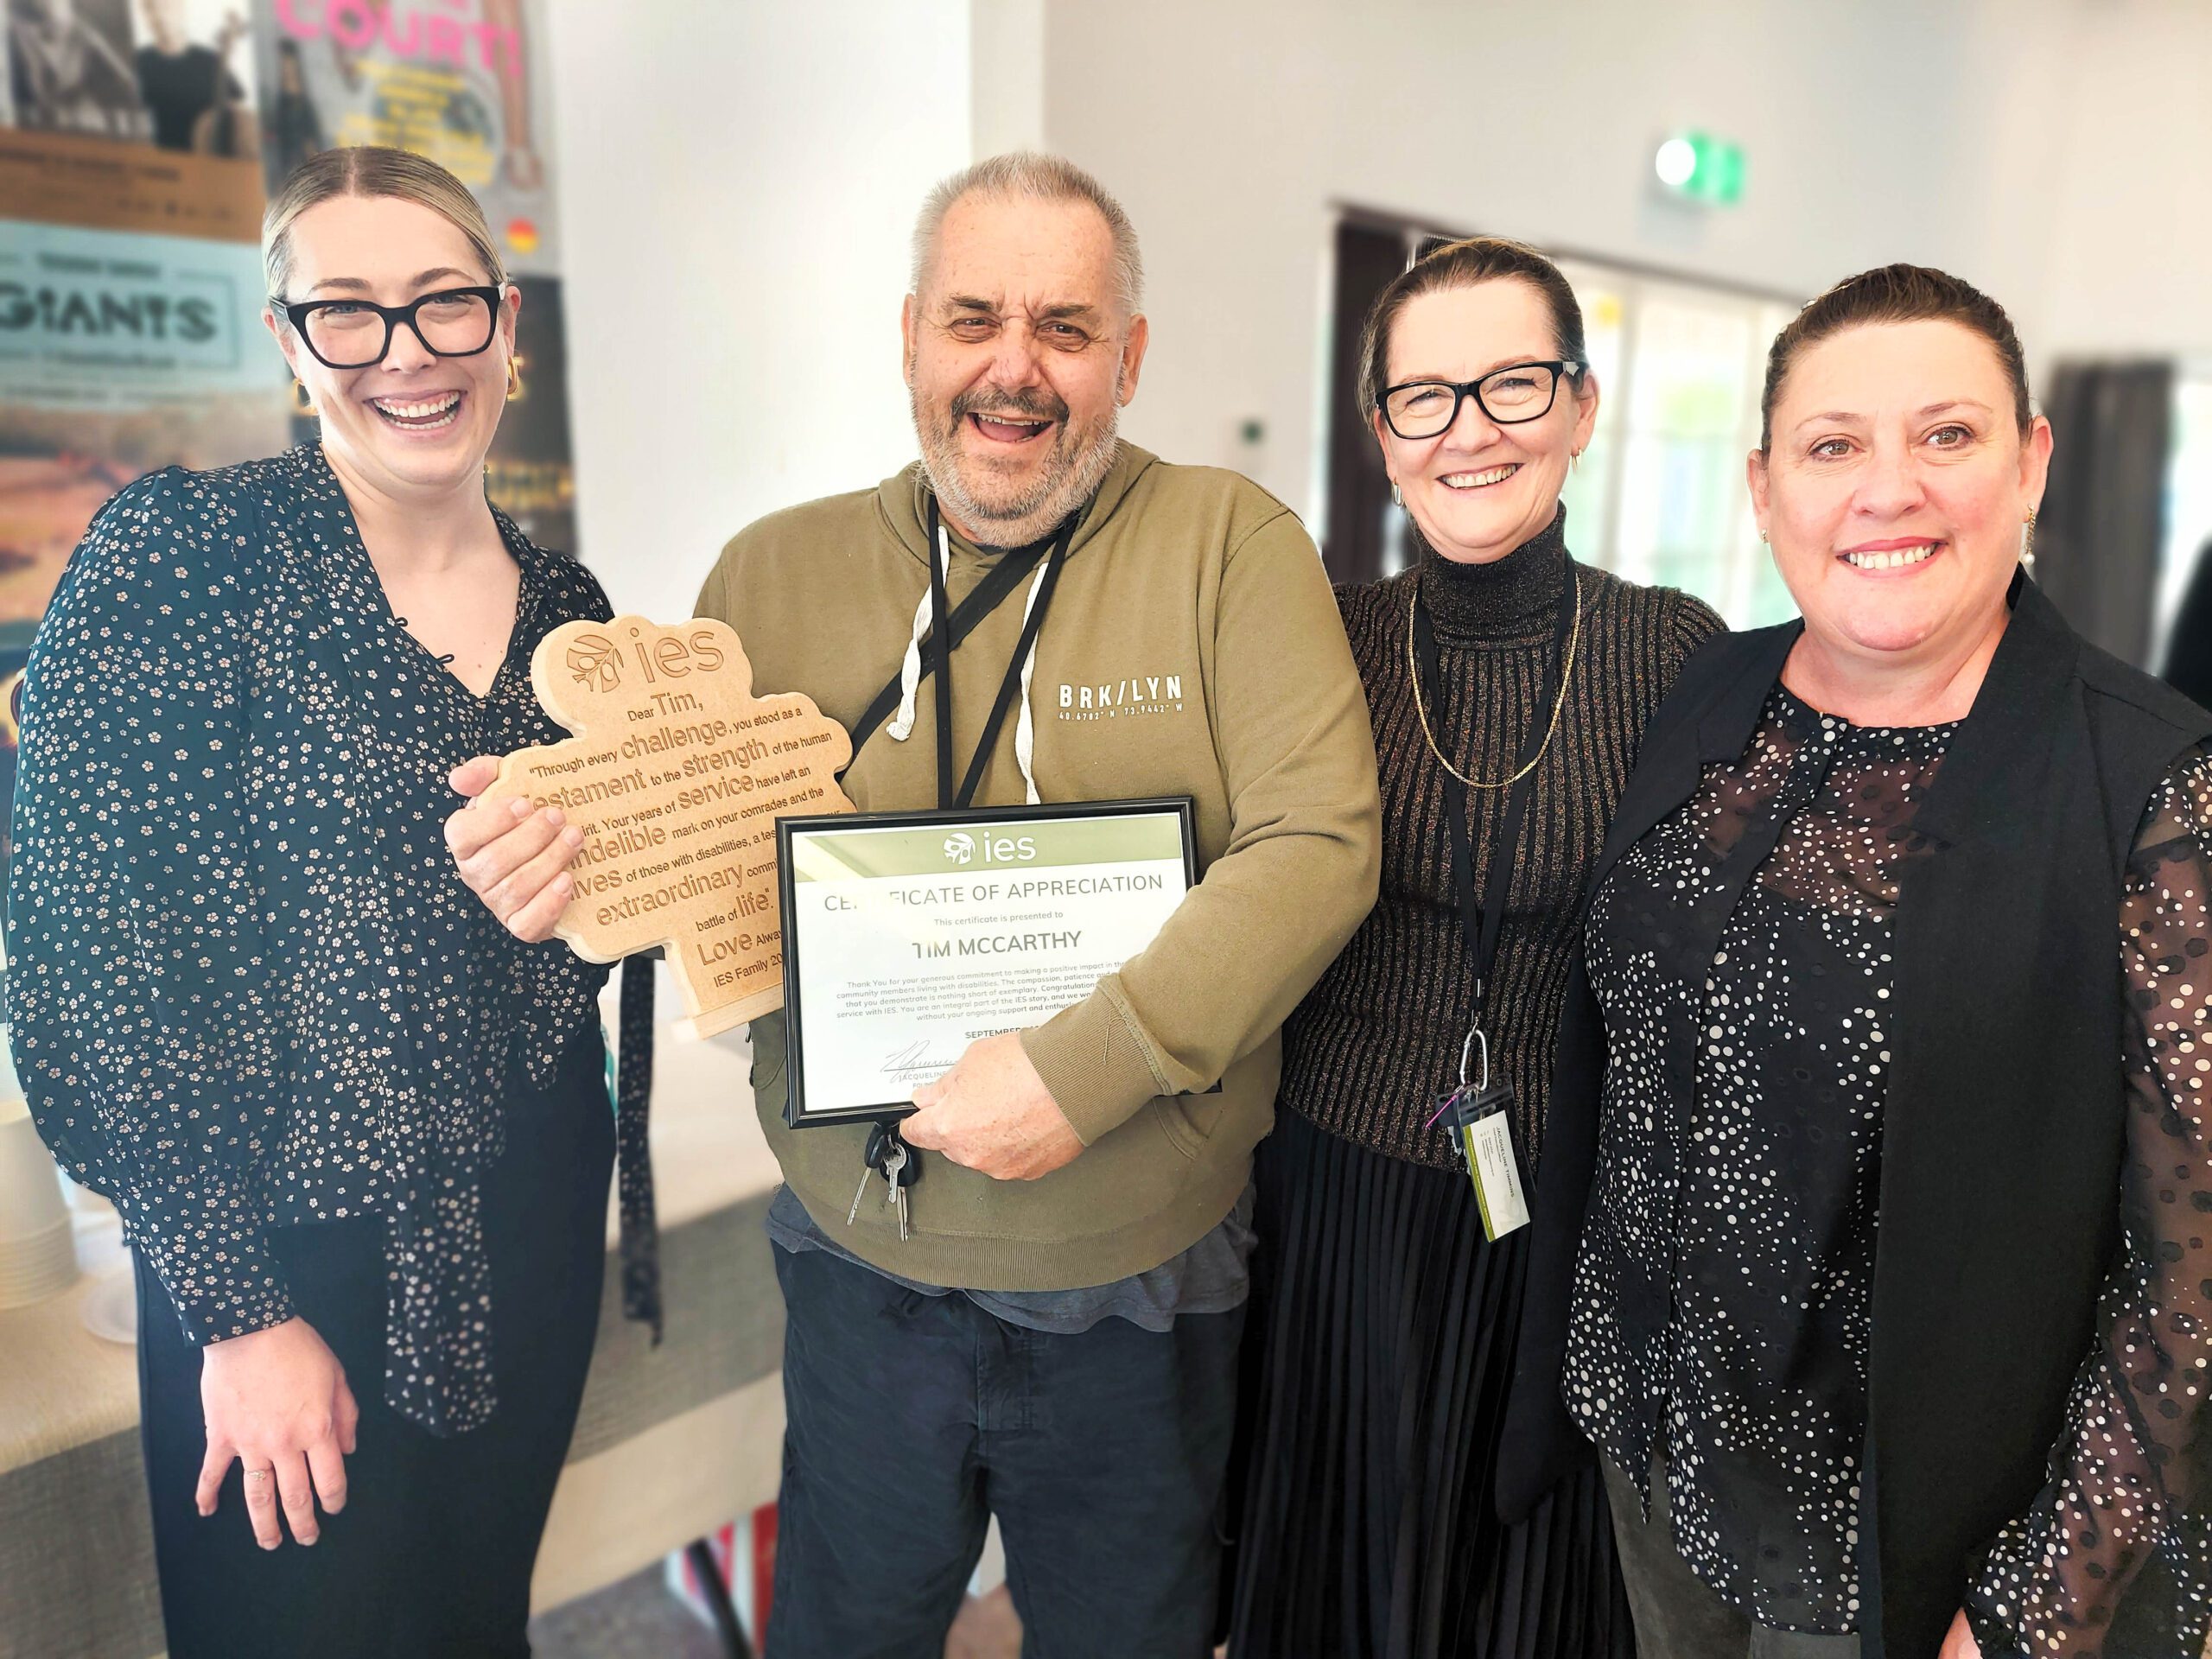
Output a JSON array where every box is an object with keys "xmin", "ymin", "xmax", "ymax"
[{"xmin": 776, "ymin": 799, "xmax": 1197, "ymax": 1125}]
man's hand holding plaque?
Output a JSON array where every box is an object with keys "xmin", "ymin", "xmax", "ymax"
[{"xmin": 446, "ymin": 615, "xmax": 855, "ymax": 1039}]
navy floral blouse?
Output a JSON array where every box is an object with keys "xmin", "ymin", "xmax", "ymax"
[
  {"xmin": 8, "ymin": 446, "xmax": 635, "ymax": 1435},
  {"xmin": 1566, "ymin": 683, "xmax": 2212, "ymax": 1653}
]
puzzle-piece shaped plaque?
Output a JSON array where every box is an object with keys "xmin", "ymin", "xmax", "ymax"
[{"xmin": 490, "ymin": 616, "xmax": 855, "ymax": 1039}]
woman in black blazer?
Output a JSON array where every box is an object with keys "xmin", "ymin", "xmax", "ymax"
[
  {"xmin": 1503, "ymin": 266, "xmax": 2212, "ymax": 1659},
  {"xmin": 8, "ymin": 147, "xmax": 648, "ymax": 1658}
]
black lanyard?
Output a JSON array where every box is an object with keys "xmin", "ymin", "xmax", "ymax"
[
  {"xmin": 1410, "ymin": 556, "xmax": 1577, "ymax": 1029},
  {"xmin": 922, "ymin": 496, "xmax": 1072, "ymax": 810},
  {"xmin": 840, "ymin": 530, "xmax": 1054, "ymax": 772}
]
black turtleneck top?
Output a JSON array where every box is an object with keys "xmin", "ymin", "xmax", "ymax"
[{"xmin": 1277, "ymin": 508, "xmax": 1724, "ymax": 1171}]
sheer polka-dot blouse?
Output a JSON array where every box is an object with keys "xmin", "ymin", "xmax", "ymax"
[
  {"xmin": 1564, "ymin": 683, "xmax": 2212, "ymax": 1651},
  {"xmin": 1964, "ymin": 753, "xmax": 2212, "ymax": 1656},
  {"xmin": 8, "ymin": 448, "xmax": 641, "ymax": 1436}
]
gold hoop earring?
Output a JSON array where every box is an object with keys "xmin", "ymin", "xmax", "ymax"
[
  {"xmin": 1390, "ymin": 481, "xmax": 1402, "ymax": 508},
  {"xmin": 1570, "ymin": 449, "xmax": 1581, "ymax": 474},
  {"xmin": 506, "ymin": 353, "xmax": 526, "ymax": 404},
  {"xmin": 293, "ymin": 378, "xmax": 318, "ymax": 417}
]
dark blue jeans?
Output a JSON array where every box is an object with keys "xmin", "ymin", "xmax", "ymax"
[{"xmin": 766, "ymin": 1243, "xmax": 1243, "ymax": 1658}]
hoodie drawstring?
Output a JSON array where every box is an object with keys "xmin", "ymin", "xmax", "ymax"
[
  {"xmin": 1010, "ymin": 561, "xmax": 1046, "ymax": 805},
  {"xmin": 885, "ymin": 577, "xmax": 932, "ymax": 744}
]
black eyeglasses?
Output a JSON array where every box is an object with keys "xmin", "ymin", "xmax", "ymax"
[
  {"xmin": 270, "ymin": 286, "xmax": 505, "ymax": 370},
  {"xmin": 1378, "ymin": 360, "xmax": 1585, "ymax": 441}
]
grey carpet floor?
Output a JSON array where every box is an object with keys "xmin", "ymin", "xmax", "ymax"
[
  {"xmin": 530, "ymin": 1567, "xmax": 728, "ymax": 1659},
  {"xmin": 530, "ymin": 1567, "xmax": 1023, "ymax": 1657}
]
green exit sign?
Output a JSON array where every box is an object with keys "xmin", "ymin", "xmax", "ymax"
[{"xmin": 1655, "ymin": 132, "xmax": 1745, "ymax": 206}]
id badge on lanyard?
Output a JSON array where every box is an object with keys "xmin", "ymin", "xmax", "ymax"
[
  {"xmin": 1430, "ymin": 1028, "xmax": 1531, "ymax": 1241},
  {"xmin": 1410, "ymin": 567, "xmax": 1575, "ymax": 1241}
]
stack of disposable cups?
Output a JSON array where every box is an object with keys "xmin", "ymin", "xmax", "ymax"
[{"xmin": 0, "ymin": 1027, "xmax": 76, "ymax": 1309}]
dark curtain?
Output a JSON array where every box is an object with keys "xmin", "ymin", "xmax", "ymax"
[
  {"xmin": 2161, "ymin": 534, "xmax": 2212, "ymax": 709},
  {"xmin": 2037, "ymin": 359, "xmax": 2174, "ymax": 668},
  {"xmin": 1322, "ymin": 219, "xmax": 1414, "ymax": 586}
]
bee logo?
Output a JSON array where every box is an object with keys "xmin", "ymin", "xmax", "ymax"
[{"xmin": 566, "ymin": 632, "xmax": 621, "ymax": 691}]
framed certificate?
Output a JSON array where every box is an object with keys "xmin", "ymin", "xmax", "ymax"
[{"xmin": 776, "ymin": 798, "xmax": 1198, "ymax": 1126}]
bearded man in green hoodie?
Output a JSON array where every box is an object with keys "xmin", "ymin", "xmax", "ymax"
[{"xmin": 448, "ymin": 150, "xmax": 1379, "ymax": 1656}]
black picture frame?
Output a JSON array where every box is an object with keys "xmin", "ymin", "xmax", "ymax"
[{"xmin": 776, "ymin": 796, "xmax": 1199, "ymax": 1129}]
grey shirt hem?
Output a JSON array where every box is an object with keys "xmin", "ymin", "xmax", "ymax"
[{"xmin": 764, "ymin": 1182, "xmax": 1255, "ymax": 1336}]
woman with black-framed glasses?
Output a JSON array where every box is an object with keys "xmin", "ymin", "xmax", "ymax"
[
  {"xmin": 7, "ymin": 146, "xmax": 652, "ymax": 1658},
  {"xmin": 1226, "ymin": 236, "xmax": 1724, "ymax": 1659},
  {"xmin": 271, "ymin": 283, "xmax": 510, "ymax": 370}
]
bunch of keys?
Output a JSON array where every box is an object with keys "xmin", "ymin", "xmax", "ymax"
[
  {"xmin": 1425, "ymin": 1027, "xmax": 1530, "ymax": 1243},
  {"xmin": 846, "ymin": 1121, "xmax": 922, "ymax": 1243}
]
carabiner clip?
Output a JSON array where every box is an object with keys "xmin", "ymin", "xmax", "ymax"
[{"xmin": 1458, "ymin": 1027, "xmax": 1490, "ymax": 1094}]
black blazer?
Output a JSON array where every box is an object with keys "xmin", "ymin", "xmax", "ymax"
[{"xmin": 1499, "ymin": 575, "xmax": 2212, "ymax": 1658}]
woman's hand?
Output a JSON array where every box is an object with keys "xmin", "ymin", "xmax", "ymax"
[
  {"xmin": 1939, "ymin": 1610, "xmax": 1985, "ymax": 1658},
  {"xmin": 443, "ymin": 754, "xmax": 584, "ymax": 942},
  {"xmin": 197, "ymin": 1316, "xmax": 359, "ymax": 1548}
]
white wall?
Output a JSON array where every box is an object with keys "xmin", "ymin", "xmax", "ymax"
[
  {"xmin": 1988, "ymin": 0, "xmax": 2212, "ymax": 361},
  {"xmin": 1031, "ymin": 0, "xmax": 2207, "ymax": 521},
  {"xmin": 543, "ymin": 0, "xmax": 2208, "ymax": 600},
  {"xmin": 546, "ymin": 1, "xmax": 973, "ymax": 620}
]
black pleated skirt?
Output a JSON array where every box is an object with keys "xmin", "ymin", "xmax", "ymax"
[{"xmin": 1226, "ymin": 1106, "xmax": 1636, "ymax": 1659}]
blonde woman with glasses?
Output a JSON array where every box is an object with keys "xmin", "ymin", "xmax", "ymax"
[{"xmin": 7, "ymin": 146, "xmax": 647, "ymax": 1658}]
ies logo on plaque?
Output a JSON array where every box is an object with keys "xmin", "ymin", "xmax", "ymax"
[{"xmin": 487, "ymin": 616, "xmax": 855, "ymax": 1040}]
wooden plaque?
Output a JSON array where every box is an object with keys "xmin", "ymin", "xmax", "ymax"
[{"xmin": 490, "ymin": 615, "xmax": 855, "ymax": 1039}]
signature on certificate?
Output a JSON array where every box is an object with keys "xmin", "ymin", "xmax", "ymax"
[{"xmin": 879, "ymin": 1039, "xmax": 956, "ymax": 1078}]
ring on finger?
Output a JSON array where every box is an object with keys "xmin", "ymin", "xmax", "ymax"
[{"xmin": 245, "ymin": 1467, "xmax": 273, "ymax": 1486}]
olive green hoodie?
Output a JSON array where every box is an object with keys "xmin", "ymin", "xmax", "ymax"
[{"xmin": 693, "ymin": 442, "xmax": 1380, "ymax": 1289}]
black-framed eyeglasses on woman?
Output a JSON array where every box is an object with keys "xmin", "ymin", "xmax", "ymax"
[
  {"xmin": 1379, "ymin": 360, "xmax": 1585, "ymax": 441},
  {"xmin": 271, "ymin": 286, "xmax": 505, "ymax": 371}
]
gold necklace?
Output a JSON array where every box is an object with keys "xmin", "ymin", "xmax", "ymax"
[{"xmin": 1404, "ymin": 572, "xmax": 1582, "ymax": 790}]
